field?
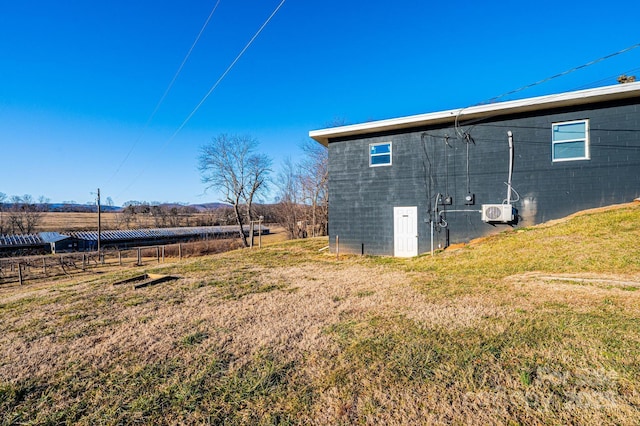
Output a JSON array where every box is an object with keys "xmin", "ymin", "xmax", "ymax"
[
  {"xmin": 1, "ymin": 204, "xmax": 640, "ymax": 424},
  {"xmin": 38, "ymin": 212, "xmax": 120, "ymax": 232},
  {"xmin": 33, "ymin": 212, "xmax": 214, "ymax": 232}
]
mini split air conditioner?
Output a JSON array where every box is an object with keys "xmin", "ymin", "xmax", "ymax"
[{"xmin": 481, "ymin": 204, "xmax": 516, "ymax": 223}]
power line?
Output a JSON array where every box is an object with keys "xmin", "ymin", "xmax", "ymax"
[
  {"xmin": 454, "ymin": 42, "xmax": 640, "ymax": 137},
  {"xmin": 165, "ymin": 0, "xmax": 287, "ymax": 144},
  {"xmin": 571, "ymin": 67, "xmax": 640, "ymax": 91},
  {"xmin": 150, "ymin": 0, "xmax": 222, "ymax": 124},
  {"xmin": 481, "ymin": 42, "xmax": 640, "ymax": 105},
  {"xmin": 115, "ymin": 0, "xmax": 287, "ymax": 200},
  {"xmin": 106, "ymin": 0, "xmax": 222, "ymax": 185}
]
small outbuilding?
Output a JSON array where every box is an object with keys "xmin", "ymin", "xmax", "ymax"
[{"xmin": 39, "ymin": 232, "xmax": 79, "ymax": 254}]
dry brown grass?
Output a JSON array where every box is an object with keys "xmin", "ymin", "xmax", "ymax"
[
  {"xmin": 37, "ymin": 212, "xmax": 124, "ymax": 232},
  {"xmin": 2, "ymin": 206, "xmax": 640, "ymax": 424},
  {"xmin": 36, "ymin": 212, "xmax": 290, "ymax": 233},
  {"xmin": 37, "ymin": 211, "xmax": 228, "ymax": 231}
]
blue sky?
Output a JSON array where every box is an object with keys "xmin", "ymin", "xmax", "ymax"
[{"xmin": 2, "ymin": 0, "xmax": 640, "ymax": 206}]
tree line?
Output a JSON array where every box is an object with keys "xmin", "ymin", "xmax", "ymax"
[
  {"xmin": 117, "ymin": 202, "xmax": 199, "ymax": 229},
  {"xmin": 198, "ymin": 134, "xmax": 328, "ymax": 248},
  {"xmin": 272, "ymin": 139, "xmax": 328, "ymax": 240},
  {"xmin": 0, "ymin": 194, "xmax": 50, "ymax": 235},
  {"xmin": 1, "ymin": 135, "xmax": 328, "ymax": 247}
]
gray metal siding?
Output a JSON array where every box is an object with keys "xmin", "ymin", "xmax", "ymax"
[{"xmin": 328, "ymin": 100, "xmax": 640, "ymax": 255}]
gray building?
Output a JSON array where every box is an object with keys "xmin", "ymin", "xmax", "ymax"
[
  {"xmin": 39, "ymin": 232, "xmax": 79, "ymax": 254},
  {"xmin": 310, "ymin": 83, "xmax": 640, "ymax": 257}
]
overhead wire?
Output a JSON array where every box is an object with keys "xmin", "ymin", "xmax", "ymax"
[
  {"xmin": 482, "ymin": 42, "xmax": 640, "ymax": 105},
  {"xmin": 453, "ymin": 42, "xmax": 640, "ymax": 138},
  {"xmin": 422, "ymin": 43, "xmax": 640, "ymax": 213},
  {"xmin": 424, "ymin": 43, "xmax": 640, "ymax": 235},
  {"xmin": 165, "ymin": 0, "xmax": 287, "ymax": 145},
  {"xmin": 116, "ymin": 0, "xmax": 287, "ymax": 200},
  {"xmin": 106, "ymin": 0, "xmax": 222, "ymax": 185},
  {"xmin": 572, "ymin": 66, "xmax": 640, "ymax": 91}
]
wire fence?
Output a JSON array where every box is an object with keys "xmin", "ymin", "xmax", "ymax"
[{"xmin": 0, "ymin": 239, "xmax": 241, "ymax": 286}]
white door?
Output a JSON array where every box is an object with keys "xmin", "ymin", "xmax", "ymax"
[{"xmin": 394, "ymin": 206, "xmax": 418, "ymax": 257}]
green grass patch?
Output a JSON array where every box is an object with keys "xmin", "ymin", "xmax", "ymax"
[
  {"xmin": 321, "ymin": 308, "xmax": 639, "ymax": 422},
  {"xmin": 1, "ymin": 347, "xmax": 314, "ymax": 425},
  {"xmin": 180, "ymin": 331, "xmax": 208, "ymax": 347}
]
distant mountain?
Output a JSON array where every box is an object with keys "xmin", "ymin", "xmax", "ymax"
[
  {"xmin": 43, "ymin": 202, "xmax": 231, "ymax": 213},
  {"xmin": 49, "ymin": 203, "xmax": 121, "ymax": 213},
  {"xmin": 190, "ymin": 202, "xmax": 230, "ymax": 211}
]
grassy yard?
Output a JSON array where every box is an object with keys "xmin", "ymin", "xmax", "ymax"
[{"xmin": 1, "ymin": 204, "xmax": 639, "ymax": 424}]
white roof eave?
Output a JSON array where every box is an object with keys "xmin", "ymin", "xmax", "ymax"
[{"xmin": 309, "ymin": 82, "xmax": 640, "ymax": 146}]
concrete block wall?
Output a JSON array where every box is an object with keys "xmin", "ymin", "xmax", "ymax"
[{"xmin": 328, "ymin": 99, "xmax": 640, "ymax": 256}]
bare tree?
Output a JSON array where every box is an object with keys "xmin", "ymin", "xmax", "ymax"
[
  {"xmin": 119, "ymin": 202, "xmax": 140, "ymax": 229},
  {"xmin": 167, "ymin": 206, "xmax": 182, "ymax": 227},
  {"xmin": 150, "ymin": 205, "xmax": 168, "ymax": 228},
  {"xmin": 38, "ymin": 195, "xmax": 50, "ymax": 212},
  {"xmin": 299, "ymin": 139, "xmax": 328, "ymax": 237},
  {"xmin": 194, "ymin": 205, "xmax": 235, "ymax": 226},
  {"xmin": 6, "ymin": 194, "xmax": 45, "ymax": 234},
  {"xmin": 274, "ymin": 158, "xmax": 305, "ymax": 238},
  {"xmin": 0, "ymin": 192, "xmax": 6, "ymax": 235},
  {"xmin": 271, "ymin": 138, "xmax": 328, "ymax": 240},
  {"xmin": 198, "ymin": 134, "xmax": 271, "ymax": 247}
]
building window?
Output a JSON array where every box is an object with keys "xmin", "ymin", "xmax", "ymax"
[
  {"xmin": 552, "ymin": 119, "xmax": 590, "ymax": 162},
  {"xmin": 370, "ymin": 142, "xmax": 392, "ymax": 167}
]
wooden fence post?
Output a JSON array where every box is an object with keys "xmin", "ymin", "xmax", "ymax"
[
  {"xmin": 18, "ymin": 263, "xmax": 23, "ymax": 286},
  {"xmin": 162, "ymin": 246, "xmax": 165, "ymax": 263},
  {"xmin": 137, "ymin": 248, "xmax": 142, "ymax": 266},
  {"xmin": 118, "ymin": 250, "xmax": 122, "ymax": 266},
  {"xmin": 43, "ymin": 258, "xmax": 47, "ymax": 275},
  {"xmin": 179, "ymin": 244, "xmax": 182, "ymax": 261},
  {"xmin": 156, "ymin": 246, "xmax": 160, "ymax": 264}
]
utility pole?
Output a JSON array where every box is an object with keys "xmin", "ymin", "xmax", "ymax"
[{"xmin": 97, "ymin": 188, "xmax": 101, "ymax": 253}]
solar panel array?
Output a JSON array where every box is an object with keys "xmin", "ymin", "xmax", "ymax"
[
  {"xmin": 69, "ymin": 225, "xmax": 268, "ymax": 242},
  {"xmin": 0, "ymin": 234, "xmax": 45, "ymax": 247},
  {"xmin": 0, "ymin": 225, "xmax": 269, "ymax": 248}
]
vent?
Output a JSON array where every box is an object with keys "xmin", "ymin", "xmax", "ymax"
[{"xmin": 482, "ymin": 204, "xmax": 516, "ymax": 223}]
